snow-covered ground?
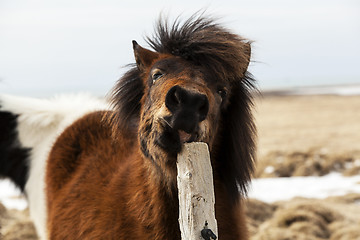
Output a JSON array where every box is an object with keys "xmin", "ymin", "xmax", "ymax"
[
  {"xmin": 0, "ymin": 179, "xmax": 28, "ymax": 210},
  {"xmin": 262, "ymin": 84, "xmax": 360, "ymax": 96},
  {"xmin": 289, "ymin": 84, "xmax": 360, "ymax": 96},
  {"xmin": 248, "ymin": 173, "xmax": 360, "ymax": 203},
  {"xmin": 1, "ymin": 172, "xmax": 360, "ymax": 210}
]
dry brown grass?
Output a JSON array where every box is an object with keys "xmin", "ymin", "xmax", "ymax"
[
  {"xmin": 0, "ymin": 203, "xmax": 37, "ymax": 240},
  {"xmin": 246, "ymin": 194, "xmax": 360, "ymax": 240},
  {"xmin": 256, "ymin": 150, "xmax": 360, "ymax": 178},
  {"xmin": 254, "ymin": 95, "xmax": 360, "ymax": 157},
  {"xmin": 254, "ymin": 96, "xmax": 360, "ymax": 178},
  {"xmin": 2, "ymin": 195, "xmax": 359, "ymax": 240},
  {"xmin": 248, "ymin": 95, "xmax": 360, "ymax": 239}
]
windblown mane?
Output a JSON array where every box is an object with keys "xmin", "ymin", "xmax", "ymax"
[
  {"xmin": 146, "ymin": 14, "xmax": 251, "ymax": 82},
  {"xmin": 111, "ymin": 14, "xmax": 257, "ymax": 202}
]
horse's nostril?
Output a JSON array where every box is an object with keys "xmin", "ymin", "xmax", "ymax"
[
  {"xmin": 165, "ymin": 86, "xmax": 181, "ymax": 113},
  {"xmin": 165, "ymin": 85, "xmax": 209, "ymax": 123}
]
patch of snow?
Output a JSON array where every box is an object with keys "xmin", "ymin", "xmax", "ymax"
[
  {"xmin": 248, "ymin": 172, "xmax": 360, "ymax": 203},
  {"xmin": 264, "ymin": 166, "xmax": 275, "ymax": 174},
  {"xmin": 344, "ymin": 161, "xmax": 354, "ymax": 169},
  {"xmin": 263, "ymin": 84, "xmax": 360, "ymax": 96},
  {"xmin": 2, "ymin": 172, "xmax": 360, "ymax": 210},
  {"xmin": 354, "ymin": 159, "xmax": 360, "ymax": 167},
  {"xmin": 335, "ymin": 86, "xmax": 360, "ymax": 96},
  {"xmin": 0, "ymin": 179, "xmax": 28, "ymax": 210}
]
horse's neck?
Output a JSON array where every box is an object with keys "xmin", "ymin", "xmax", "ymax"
[
  {"xmin": 108, "ymin": 150, "xmax": 180, "ymax": 238},
  {"xmin": 130, "ymin": 153, "xmax": 179, "ymax": 211}
]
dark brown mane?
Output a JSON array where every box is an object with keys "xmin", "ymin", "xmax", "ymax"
[
  {"xmin": 146, "ymin": 14, "xmax": 252, "ymax": 83},
  {"xmin": 110, "ymin": 14, "xmax": 257, "ymax": 203},
  {"xmin": 216, "ymin": 72, "xmax": 256, "ymax": 200},
  {"xmin": 108, "ymin": 66, "xmax": 144, "ymax": 134}
]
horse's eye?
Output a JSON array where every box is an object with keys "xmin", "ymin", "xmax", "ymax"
[
  {"xmin": 217, "ymin": 88, "xmax": 227, "ymax": 99},
  {"xmin": 151, "ymin": 70, "xmax": 163, "ymax": 83}
]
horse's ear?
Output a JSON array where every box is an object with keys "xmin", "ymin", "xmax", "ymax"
[{"xmin": 132, "ymin": 40, "xmax": 159, "ymax": 72}]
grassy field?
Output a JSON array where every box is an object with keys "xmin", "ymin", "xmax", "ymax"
[
  {"xmin": 255, "ymin": 95, "xmax": 360, "ymax": 157},
  {"xmin": 1, "ymin": 95, "xmax": 360, "ymax": 239},
  {"xmin": 248, "ymin": 95, "xmax": 360, "ymax": 239},
  {"xmin": 255, "ymin": 95, "xmax": 360, "ymax": 178}
]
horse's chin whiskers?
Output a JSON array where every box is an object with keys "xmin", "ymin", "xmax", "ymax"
[{"xmin": 160, "ymin": 117, "xmax": 172, "ymax": 129}]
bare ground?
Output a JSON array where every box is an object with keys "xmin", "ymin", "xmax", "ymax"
[
  {"xmin": 246, "ymin": 194, "xmax": 360, "ymax": 240},
  {"xmin": 255, "ymin": 95, "xmax": 360, "ymax": 157},
  {"xmin": 248, "ymin": 95, "xmax": 360, "ymax": 239},
  {"xmin": 1, "ymin": 95, "xmax": 360, "ymax": 239}
]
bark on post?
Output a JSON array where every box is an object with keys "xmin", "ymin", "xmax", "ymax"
[{"xmin": 177, "ymin": 142, "xmax": 218, "ymax": 240}]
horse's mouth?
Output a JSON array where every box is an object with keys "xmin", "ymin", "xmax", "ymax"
[
  {"xmin": 155, "ymin": 118, "xmax": 199, "ymax": 154},
  {"xmin": 178, "ymin": 130, "xmax": 197, "ymax": 143}
]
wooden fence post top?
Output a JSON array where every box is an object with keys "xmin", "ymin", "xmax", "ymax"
[{"xmin": 177, "ymin": 142, "xmax": 218, "ymax": 240}]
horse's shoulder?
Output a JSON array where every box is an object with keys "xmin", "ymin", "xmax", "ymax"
[{"xmin": 46, "ymin": 110, "xmax": 131, "ymax": 192}]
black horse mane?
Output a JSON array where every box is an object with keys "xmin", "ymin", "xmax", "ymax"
[
  {"xmin": 147, "ymin": 14, "xmax": 252, "ymax": 83},
  {"xmin": 110, "ymin": 13, "xmax": 257, "ymax": 203}
]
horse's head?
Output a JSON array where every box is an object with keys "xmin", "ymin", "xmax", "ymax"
[
  {"xmin": 134, "ymin": 40, "xmax": 223, "ymax": 153},
  {"xmin": 132, "ymin": 41, "xmax": 226, "ymax": 181},
  {"xmin": 110, "ymin": 15, "xmax": 256, "ymax": 197}
]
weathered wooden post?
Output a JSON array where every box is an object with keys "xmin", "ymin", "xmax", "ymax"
[{"xmin": 177, "ymin": 142, "xmax": 218, "ymax": 240}]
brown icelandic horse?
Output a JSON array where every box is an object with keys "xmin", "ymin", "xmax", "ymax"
[{"xmin": 46, "ymin": 14, "xmax": 256, "ymax": 239}]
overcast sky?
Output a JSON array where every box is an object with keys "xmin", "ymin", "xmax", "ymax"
[{"xmin": 1, "ymin": 0, "xmax": 359, "ymax": 97}]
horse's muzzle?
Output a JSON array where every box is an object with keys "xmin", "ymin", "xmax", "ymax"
[
  {"xmin": 165, "ymin": 85, "xmax": 209, "ymax": 134},
  {"xmin": 154, "ymin": 85, "xmax": 208, "ymax": 154}
]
